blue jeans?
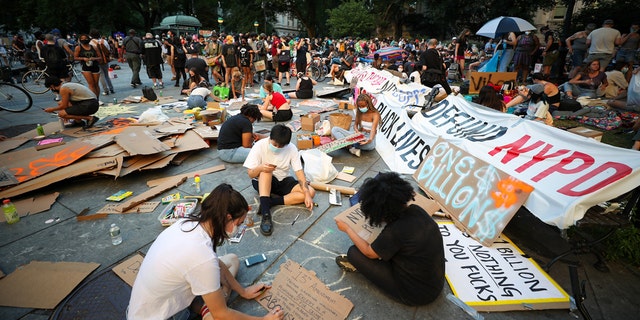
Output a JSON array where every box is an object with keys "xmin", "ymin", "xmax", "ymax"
[
  {"xmin": 169, "ymin": 308, "xmax": 191, "ymax": 320},
  {"xmin": 218, "ymin": 147, "xmax": 252, "ymax": 163},
  {"xmin": 97, "ymin": 63, "xmax": 114, "ymax": 93},
  {"xmin": 562, "ymin": 83, "xmax": 596, "ymax": 98},
  {"xmin": 187, "ymin": 95, "xmax": 207, "ymax": 108},
  {"xmin": 331, "ymin": 127, "xmax": 375, "ymax": 151}
]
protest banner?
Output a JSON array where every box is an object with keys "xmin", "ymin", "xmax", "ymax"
[
  {"xmin": 468, "ymin": 72, "xmax": 517, "ymax": 94},
  {"xmin": 349, "ymin": 66, "xmax": 640, "ymax": 230},
  {"xmin": 439, "ymin": 221, "xmax": 570, "ymax": 311}
]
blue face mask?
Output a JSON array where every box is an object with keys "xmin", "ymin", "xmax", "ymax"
[
  {"xmin": 359, "ymin": 107, "xmax": 369, "ymax": 113},
  {"xmin": 269, "ymin": 143, "xmax": 283, "ymax": 153}
]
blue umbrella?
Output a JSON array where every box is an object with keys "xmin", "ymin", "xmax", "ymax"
[{"xmin": 476, "ymin": 16, "xmax": 536, "ymax": 39}]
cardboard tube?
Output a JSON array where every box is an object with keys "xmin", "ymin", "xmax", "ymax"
[{"xmin": 309, "ymin": 182, "xmax": 357, "ymax": 195}]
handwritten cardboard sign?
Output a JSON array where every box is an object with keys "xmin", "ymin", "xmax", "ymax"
[
  {"xmin": 413, "ymin": 138, "xmax": 533, "ymax": 246},
  {"xmin": 112, "ymin": 254, "xmax": 144, "ymax": 287},
  {"xmin": 439, "ymin": 222, "xmax": 570, "ymax": 311},
  {"xmin": 334, "ymin": 193, "xmax": 441, "ymax": 244},
  {"xmin": 257, "ymin": 259, "xmax": 353, "ymax": 320},
  {"xmin": 468, "ymin": 72, "xmax": 517, "ymax": 94}
]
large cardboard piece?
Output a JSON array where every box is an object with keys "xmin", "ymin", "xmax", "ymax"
[
  {"xmin": 413, "ymin": 138, "xmax": 533, "ymax": 246},
  {"xmin": 0, "ymin": 261, "xmax": 99, "ymax": 309},
  {"xmin": 112, "ymin": 254, "xmax": 144, "ymax": 287},
  {"xmin": 439, "ymin": 221, "xmax": 570, "ymax": 311},
  {"xmin": 257, "ymin": 260, "xmax": 353, "ymax": 320},
  {"xmin": 115, "ymin": 126, "xmax": 170, "ymax": 156},
  {"xmin": 114, "ymin": 176, "xmax": 186, "ymax": 213},
  {"xmin": 334, "ymin": 193, "xmax": 440, "ymax": 244},
  {"xmin": 146, "ymin": 165, "xmax": 225, "ymax": 187},
  {"xmin": 468, "ymin": 72, "xmax": 517, "ymax": 94}
]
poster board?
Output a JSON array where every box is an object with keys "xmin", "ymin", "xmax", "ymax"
[
  {"xmin": 257, "ymin": 259, "xmax": 353, "ymax": 320},
  {"xmin": 334, "ymin": 193, "xmax": 440, "ymax": 244},
  {"xmin": 413, "ymin": 138, "xmax": 533, "ymax": 246},
  {"xmin": 468, "ymin": 72, "xmax": 517, "ymax": 94},
  {"xmin": 112, "ymin": 254, "xmax": 144, "ymax": 287},
  {"xmin": 438, "ymin": 221, "xmax": 570, "ymax": 311}
]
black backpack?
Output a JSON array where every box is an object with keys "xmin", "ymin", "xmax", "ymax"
[
  {"xmin": 44, "ymin": 45, "xmax": 64, "ymax": 65},
  {"xmin": 142, "ymin": 86, "xmax": 158, "ymax": 101}
]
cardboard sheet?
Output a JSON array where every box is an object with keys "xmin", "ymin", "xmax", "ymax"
[
  {"xmin": 146, "ymin": 165, "xmax": 225, "ymax": 187},
  {"xmin": 257, "ymin": 260, "xmax": 353, "ymax": 320},
  {"xmin": 115, "ymin": 127, "xmax": 171, "ymax": 156},
  {"xmin": 112, "ymin": 254, "xmax": 144, "ymax": 287},
  {"xmin": 96, "ymin": 201, "xmax": 160, "ymax": 214},
  {"xmin": 0, "ymin": 261, "xmax": 99, "ymax": 309},
  {"xmin": 0, "ymin": 192, "xmax": 59, "ymax": 222},
  {"xmin": 0, "ymin": 167, "xmax": 18, "ymax": 187},
  {"xmin": 0, "ymin": 137, "xmax": 29, "ymax": 154},
  {"xmin": 114, "ymin": 176, "xmax": 186, "ymax": 213}
]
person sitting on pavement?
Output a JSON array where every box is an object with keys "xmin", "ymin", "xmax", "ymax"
[
  {"xmin": 330, "ymin": 93, "xmax": 380, "ymax": 157},
  {"xmin": 563, "ymin": 59, "xmax": 608, "ymax": 99},
  {"xmin": 44, "ymin": 76, "xmax": 99, "ymax": 129},
  {"xmin": 259, "ymin": 82, "xmax": 292, "ymax": 121},
  {"xmin": 230, "ymin": 67, "xmax": 246, "ymax": 100},
  {"xmin": 258, "ymin": 74, "xmax": 283, "ymax": 100},
  {"xmin": 127, "ymin": 183, "xmax": 285, "ymax": 320},
  {"xmin": 217, "ymin": 104, "xmax": 267, "ymax": 163},
  {"xmin": 243, "ymin": 124, "xmax": 315, "ymax": 236},
  {"xmin": 334, "ymin": 171, "xmax": 445, "ymax": 306},
  {"xmin": 182, "ymin": 68, "xmax": 208, "ymax": 95},
  {"xmin": 330, "ymin": 47, "xmax": 355, "ymax": 84},
  {"xmin": 477, "ymin": 85, "xmax": 506, "ymax": 112},
  {"xmin": 288, "ymin": 71, "xmax": 317, "ymax": 99},
  {"xmin": 608, "ymin": 66, "xmax": 640, "ymax": 112}
]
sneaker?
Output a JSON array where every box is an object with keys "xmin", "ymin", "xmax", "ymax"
[
  {"xmin": 102, "ymin": 91, "xmax": 109, "ymax": 96},
  {"xmin": 98, "ymin": 100, "xmax": 105, "ymax": 106},
  {"xmin": 54, "ymin": 95, "xmax": 61, "ymax": 101},
  {"xmin": 171, "ymin": 76, "xmax": 176, "ymax": 80},
  {"xmin": 349, "ymin": 147, "xmax": 361, "ymax": 157},
  {"xmin": 131, "ymin": 83, "xmax": 137, "ymax": 88},
  {"xmin": 285, "ymin": 83, "xmax": 290, "ymax": 86},
  {"xmin": 158, "ymin": 83, "xmax": 164, "ymax": 89},
  {"xmin": 335, "ymin": 255, "xmax": 358, "ymax": 272},
  {"xmin": 153, "ymin": 83, "xmax": 158, "ymax": 89},
  {"xmin": 110, "ymin": 89, "xmax": 115, "ymax": 94},
  {"xmin": 65, "ymin": 120, "xmax": 84, "ymax": 128},
  {"xmin": 260, "ymin": 213, "xmax": 273, "ymax": 236},
  {"xmin": 84, "ymin": 116, "xmax": 99, "ymax": 129}
]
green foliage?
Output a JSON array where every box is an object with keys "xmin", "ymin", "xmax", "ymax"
[
  {"xmin": 606, "ymin": 225, "xmax": 640, "ymax": 266},
  {"xmin": 326, "ymin": 0, "xmax": 375, "ymax": 38},
  {"xmin": 571, "ymin": 0, "xmax": 640, "ymax": 34}
]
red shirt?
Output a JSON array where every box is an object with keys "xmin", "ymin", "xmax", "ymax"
[{"xmin": 271, "ymin": 92, "xmax": 287, "ymax": 109}]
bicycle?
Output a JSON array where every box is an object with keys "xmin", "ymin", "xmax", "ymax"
[
  {"xmin": 309, "ymin": 53, "xmax": 329, "ymax": 82},
  {"xmin": 0, "ymin": 81, "xmax": 33, "ymax": 112},
  {"xmin": 21, "ymin": 62, "xmax": 84, "ymax": 94}
]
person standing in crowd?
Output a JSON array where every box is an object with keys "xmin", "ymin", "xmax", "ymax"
[
  {"xmin": 277, "ymin": 41, "xmax": 291, "ymax": 86},
  {"xmin": 204, "ymin": 33, "xmax": 223, "ymax": 85},
  {"xmin": 270, "ymin": 35, "xmax": 281, "ymax": 80},
  {"xmin": 44, "ymin": 76, "xmax": 99, "ymax": 129},
  {"xmin": 172, "ymin": 37, "xmax": 188, "ymax": 87},
  {"xmin": 123, "ymin": 29, "xmax": 143, "ymax": 88},
  {"xmin": 50, "ymin": 29, "xmax": 74, "ymax": 59},
  {"xmin": 289, "ymin": 71, "xmax": 316, "ymax": 99},
  {"xmin": 238, "ymin": 36, "xmax": 254, "ymax": 88},
  {"xmin": 296, "ymin": 38, "xmax": 311, "ymax": 80},
  {"xmin": 513, "ymin": 30, "xmax": 539, "ymax": 83},
  {"xmin": 616, "ymin": 22, "xmax": 640, "ymax": 82},
  {"xmin": 566, "ymin": 23, "xmax": 596, "ymax": 79},
  {"xmin": 89, "ymin": 29, "xmax": 115, "ymax": 96},
  {"xmin": 419, "ymin": 38, "xmax": 452, "ymax": 95},
  {"xmin": 540, "ymin": 26, "xmax": 560, "ymax": 77},
  {"xmin": 142, "ymin": 32, "xmax": 165, "ymax": 89},
  {"xmin": 243, "ymin": 124, "xmax": 315, "ymax": 236},
  {"xmin": 164, "ymin": 31, "xmax": 177, "ymax": 80},
  {"xmin": 585, "ymin": 19, "xmax": 622, "ymax": 72},
  {"xmin": 128, "ymin": 183, "xmax": 284, "ymax": 320},
  {"xmin": 217, "ymin": 104, "xmax": 266, "ymax": 163},
  {"xmin": 564, "ymin": 60, "xmax": 608, "ymax": 99},
  {"xmin": 259, "ymin": 82, "xmax": 292, "ymax": 121},
  {"xmin": 454, "ymin": 28, "xmax": 471, "ymax": 78},
  {"xmin": 496, "ymin": 32, "xmax": 517, "ymax": 72},
  {"xmin": 254, "ymin": 34, "xmax": 269, "ymax": 82},
  {"xmin": 74, "ymin": 34, "xmax": 102, "ymax": 98},
  {"xmin": 330, "ymin": 93, "xmax": 380, "ymax": 157},
  {"xmin": 335, "ymin": 171, "xmax": 445, "ymax": 306},
  {"xmin": 222, "ymin": 35, "xmax": 238, "ymax": 87},
  {"xmin": 41, "ymin": 34, "xmax": 70, "ymax": 101}
]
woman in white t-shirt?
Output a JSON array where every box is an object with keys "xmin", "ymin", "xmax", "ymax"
[{"xmin": 128, "ymin": 183, "xmax": 284, "ymax": 320}]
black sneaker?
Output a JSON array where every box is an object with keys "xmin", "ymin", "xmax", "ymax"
[
  {"xmin": 336, "ymin": 254, "xmax": 357, "ymax": 272},
  {"xmin": 260, "ymin": 213, "xmax": 273, "ymax": 236},
  {"xmin": 131, "ymin": 83, "xmax": 137, "ymax": 88},
  {"xmin": 84, "ymin": 116, "xmax": 99, "ymax": 129}
]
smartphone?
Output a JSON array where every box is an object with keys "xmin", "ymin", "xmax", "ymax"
[{"xmin": 245, "ymin": 253, "xmax": 267, "ymax": 267}]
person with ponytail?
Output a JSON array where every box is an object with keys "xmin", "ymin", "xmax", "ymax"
[{"xmin": 128, "ymin": 183, "xmax": 284, "ymax": 320}]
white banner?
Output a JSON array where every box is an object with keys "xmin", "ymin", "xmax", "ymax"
[{"xmin": 350, "ymin": 67, "xmax": 640, "ymax": 229}]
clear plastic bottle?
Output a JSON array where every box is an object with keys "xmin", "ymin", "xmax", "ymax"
[
  {"xmin": 194, "ymin": 175, "xmax": 201, "ymax": 193},
  {"xmin": 36, "ymin": 124, "xmax": 44, "ymax": 136},
  {"xmin": 109, "ymin": 223, "xmax": 122, "ymax": 245},
  {"xmin": 2, "ymin": 199, "xmax": 20, "ymax": 224}
]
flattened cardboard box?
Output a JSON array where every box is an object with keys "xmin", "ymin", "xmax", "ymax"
[{"xmin": 115, "ymin": 126, "xmax": 171, "ymax": 156}]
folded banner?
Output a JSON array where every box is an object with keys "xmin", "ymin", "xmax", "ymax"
[{"xmin": 350, "ymin": 66, "xmax": 640, "ymax": 229}]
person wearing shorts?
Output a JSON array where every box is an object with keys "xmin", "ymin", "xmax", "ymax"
[
  {"xmin": 44, "ymin": 76, "xmax": 99, "ymax": 128},
  {"xmin": 243, "ymin": 124, "xmax": 315, "ymax": 236},
  {"xmin": 259, "ymin": 81, "xmax": 292, "ymax": 121}
]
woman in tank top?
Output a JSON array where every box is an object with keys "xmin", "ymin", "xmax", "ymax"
[
  {"xmin": 74, "ymin": 34, "xmax": 102, "ymax": 97},
  {"xmin": 289, "ymin": 71, "xmax": 317, "ymax": 99},
  {"xmin": 330, "ymin": 93, "xmax": 380, "ymax": 157},
  {"xmin": 260, "ymin": 81, "xmax": 292, "ymax": 121}
]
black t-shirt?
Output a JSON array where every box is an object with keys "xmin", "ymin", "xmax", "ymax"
[
  {"xmin": 221, "ymin": 44, "xmax": 237, "ymax": 67},
  {"xmin": 238, "ymin": 44, "xmax": 253, "ymax": 67},
  {"xmin": 545, "ymin": 31, "xmax": 559, "ymax": 51},
  {"xmin": 142, "ymin": 39, "xmax": 163, "ymax": 66},
  {"xmin": 185, "ymin": 57, "xmax": 208, "ymax": 79},
  {"xmin": 420, "ymin": 48, "xmax": 444, "ymax": 74},
  {"xmin": 41, "ymin": 45, "xmax": 67, "ymax": 68},
  {"xmin": 371, "ymin": 204, "xmax": 445, "ymax": 305},
  {"xmin": 217, "ymin": 114, "xmax": 253, "ymax": 150}
]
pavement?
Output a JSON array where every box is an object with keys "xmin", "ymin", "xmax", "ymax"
[{"xmin": 1, "ymin": 62, "xmax": 640, "ymax": 320}]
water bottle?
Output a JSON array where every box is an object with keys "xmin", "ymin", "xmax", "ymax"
[
  {"xmin": 109, "ymin": 223, "xmax": 122, "ymax": 245},
  {"xmin": 3, "ymin": 199, "xmax": 20, "ymax": 224},
  {"xmin": 36, "ymin": 124, "xmax": 45, "ymax": 136},
  {"xmin": 159, "ymin": 90, "xmax": 163, "ymax": 98},
  {"xmin": 194, "ymin": 174, "xmax": 201, "ymax": 193}
]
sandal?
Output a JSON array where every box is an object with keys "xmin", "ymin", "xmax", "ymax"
[{"xmin": 335, "ymin": 254, "xmax": 357, "ymax": 272}]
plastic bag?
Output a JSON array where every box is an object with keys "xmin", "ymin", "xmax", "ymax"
[
  {"xmin": 628, "ymin": 72, "xmax": 640, "ymax": 107},
  {"xmin": 138, "ymin": 106, "xmax": 170, "ymax": 123},
  {"xmin": 315, "ymin": 120, "xmax": 331, "ymax": 136},
  {"xmin": 300, "ymin": 149, "xmax": 338, "ymax": 184},
  {"xmin": 478, "ymin": 52, "xmax": 499, "ymax": 72}
]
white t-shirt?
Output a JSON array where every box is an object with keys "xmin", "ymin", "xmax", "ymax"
[
  {"xmin": 243, "ymin": 138, "xmax": 302, "ymax": 181},
  {"xmin": 191, "ymin": 87, "xmax": 211, "ymax": 98},
  {"xmin": 127, "ymin": 220, "xmax": 221, "ymax": 320},
  {"xmin": 587, "ymin": 27, "xmax": 621, "ymax": 54}
]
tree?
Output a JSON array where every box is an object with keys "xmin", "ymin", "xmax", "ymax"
[
  {"xmin": 326, "ymin": 0, "xmax": 375, "ymax": 38},
  {"xmin": 570, "ymin": 0, "xmax": 640, "ymax": 35}
]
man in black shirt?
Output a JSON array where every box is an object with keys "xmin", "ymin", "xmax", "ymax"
[
  {"xmin": 142, "ymin": 33, "xmax": 164, "ymax": 89},
  {"xmin": 418, "ymin": 38, "xmax": 452, "ymax": 94}
]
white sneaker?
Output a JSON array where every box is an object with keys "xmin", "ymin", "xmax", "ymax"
[{"xmin": 349, "ymin": 147, "xmax": 361, "ymax": 157}]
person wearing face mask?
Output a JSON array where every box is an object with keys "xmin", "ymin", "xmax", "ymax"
[
  {"xmin": 73, "ymin": 34, "xmax": 103, "ymax": 98},
  {"xmin": 43, "ymin": 76, "xmax": 99, "ymax": 129},
  {"xmin": 243, "ymin": 125, "xmax": 315, "ymax": 236},
  {"xmin": 128, "ymin": 183, "xmax": 285, "ymax": 320},
  {"xmin": 330, "ymin": 93, "xmax": 380, "ymax": 157},
  {"xmin": 513, "ymin": 30, "xmax": 539, "ymax": 83}
]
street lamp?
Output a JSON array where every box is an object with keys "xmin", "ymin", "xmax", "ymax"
[
  {"xmin": 218, "ymin": 17, "xmax": 224, "ymax": 34},
  {"xmin": 254, "ymin": 21, "xmax": 259, "ymax": 33}
]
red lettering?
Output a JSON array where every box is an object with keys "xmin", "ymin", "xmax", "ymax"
[
  {"xmin": 488, "ymin": 135, "xmax": 545, "ymax": 163},
  {"xmin": 531, "ymin": 151, "xmax": 593, "ymax": 182},
  {"xmin": 558, "ymin": 162, "xmax": 632, "ymax": 196},
  {"xmin": 515, "ymin": 144, "xmax": 571, "ymax": 173}
]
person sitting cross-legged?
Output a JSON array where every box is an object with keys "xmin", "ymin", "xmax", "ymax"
[{"xmin": 243, "ymin": 124, "xmax": 315, "ymax": 236}]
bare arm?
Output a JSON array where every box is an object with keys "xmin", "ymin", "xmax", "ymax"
[
  {"xmin": 334, "ymin": 219, "xmax": 380, "ymax": 259},
  {"xmin": 294, "ymin": 169, "xmax": 313, "ymax": 210}
]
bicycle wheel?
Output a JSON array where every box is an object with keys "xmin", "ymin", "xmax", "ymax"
[
  {"xmin": 318, "ymin": 65, "xmax": 328, "ymax": 82},
  {"xmin": 22, "ymin": 69, "xmax": 50, "ymax": 94},
  {"xmin": 0, "ymin": 82, "xmax": 33, "ymax": 112},
  {"xmin": 70, "ymin": 64, "xmax": 84, "ymax": 85},
  {"xmin": 310, "ymin": 66, "xmax": 322, "ymax": 82}
]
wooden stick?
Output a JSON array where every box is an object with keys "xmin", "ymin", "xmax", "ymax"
[{"xmin": 309, "ymin": 182, "xmax": 357, "ymax": 195}]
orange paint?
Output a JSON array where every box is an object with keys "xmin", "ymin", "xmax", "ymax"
[{"xmin": 491, "ymin": 177, "xmax": 533, "ymax": 208}]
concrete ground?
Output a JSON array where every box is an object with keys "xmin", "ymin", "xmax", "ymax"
[{"xmin": 1, "ymin": 62, "xmax": 640, "ymax": 320}]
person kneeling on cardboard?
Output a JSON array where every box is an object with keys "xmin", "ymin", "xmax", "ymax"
[{"xmin": 44, "ymin": 76, "xmax": 99, "ymax": 129}]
